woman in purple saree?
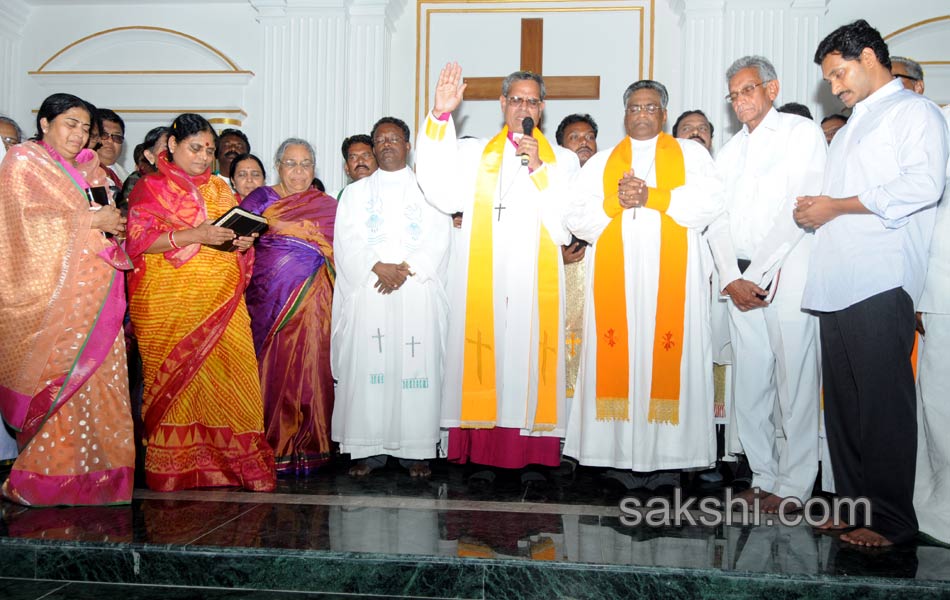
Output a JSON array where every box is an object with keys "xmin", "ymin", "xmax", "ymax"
[{"xmin": 240, "ymin": 138, "xmax": 337, "ymax": 475}]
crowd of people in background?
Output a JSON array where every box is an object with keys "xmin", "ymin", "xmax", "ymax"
[{"xmin": 0, "ymin": 19, "xmax": 947, "ymax": 550}]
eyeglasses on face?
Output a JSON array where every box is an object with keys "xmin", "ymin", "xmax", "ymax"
[
  {"xmin": 506, "ymin": 96, "xmax": 542, "ymax": 108},
  {"xmin": 725, "ymin": 81, "xmax": 771, "ymax": 103},
  {"xmin": 625, "ymin": 104, "xmax": 662, "ymax": 114},
  {"xmin": 278, "ymin": 159, "xmax": 315, "ymax": 170},
  {"xmin": 98, "ymin": 133, "xmax": 125, "ymax": 144},
  {"xmin": 678, "ymin": 124, "xmax": 711, "ymax": 135}
]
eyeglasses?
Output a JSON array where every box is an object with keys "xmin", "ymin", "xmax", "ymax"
[
  {"xmin": 894, "ymin": 73, "xmax": 920, "ymax": 82},
  {"xmin": 506, "ymin": 96, "xmax": 542, "ymax": 108},
  {"xmin": 625, "ymin": 104, "xmax": 662, "ymax": 114},
  {"xmin": 99, "ymin": 133, "xmax": 125, "ymax": 144},
  {"xmin": 725, "ymin": 81, "xmax": 771, "ymax": 103},
  {"xmin": 1, "ymin": 136, "xmax": 18, "ymax": 147},
  {"xmin": 372, "ymin": 136, "xmax": 405, "ymax": 146},
  {"xmin": 678, "ymin": 124, "xmax": 710, "ymax": 135},
  {"xmin": 278, "ymin": 159, "xmax": 314, "ymax": 170}
]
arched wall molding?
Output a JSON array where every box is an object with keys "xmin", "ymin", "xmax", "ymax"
[
  {"xmin": 31, "ymin": 25, "xmax": 252, "ymax": 75},
  {"xmin": 884, "ymin": 14, "xmax": 950, "ymax": 105}
]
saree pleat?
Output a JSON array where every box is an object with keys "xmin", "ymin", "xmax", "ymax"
[
  {"xmin": 127, "ymin": 158, "xmax": 275, "ymax": 492},
  {"xmin": 240, "ymin": 186, "xmax": 337, "ymax": 474}
]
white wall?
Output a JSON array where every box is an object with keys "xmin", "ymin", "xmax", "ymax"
[{"xmin": 1, "ymin": 0, "xmax": 946, "ymax": 188}]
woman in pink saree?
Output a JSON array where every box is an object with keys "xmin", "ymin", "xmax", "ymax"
[
  {"xmin": 0, "ymin": 93, "xmax": 134, "ymax": 506},
  {"xmin": 240, "ymin": 138, "xmax": 337, "ymax": 475}
]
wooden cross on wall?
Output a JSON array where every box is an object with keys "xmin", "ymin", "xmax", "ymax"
[{"xmin": 464, "ymin": 18, "xmax": 600, "ymax": 101}]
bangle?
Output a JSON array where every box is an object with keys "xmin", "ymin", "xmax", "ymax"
[{"xmin": 168, "ymin": 231, "xmax": 181, "ymax": 250}]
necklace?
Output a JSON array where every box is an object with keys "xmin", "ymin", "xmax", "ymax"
[{"xmin": 276, "ymin": 181, "xmax": 289, "ymax": 197}]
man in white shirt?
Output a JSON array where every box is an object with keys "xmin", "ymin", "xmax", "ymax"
[
  {"xmin": 708, "ymin": 56, "xmax": 826, "ymax": 512},
  {"xmin": 415, "ymin": 64, "xmax": 579, "ymax": 479},
  {"xmin": 891, "ymin": 56, "xmax": 950, "ymax": 546},
  {"xmin": 563, "ymin": 80, "xmax": 723, "ymax": 484},
  {"xmin": 795, "ymin": 19, "xmax": 948, "ymax": 547}
]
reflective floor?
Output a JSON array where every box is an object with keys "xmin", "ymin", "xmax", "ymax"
[{"xmin": 2, "ymin": 456, "xmax": 948, "ymax": 584}]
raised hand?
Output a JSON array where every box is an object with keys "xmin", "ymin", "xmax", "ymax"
[{"xmin": 433, "ymin": 62, "xmax": 467, "ymax": 116}]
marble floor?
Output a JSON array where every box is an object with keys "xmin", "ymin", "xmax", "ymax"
[{"xmin": 1, "ymin": 457, "xmax": 949, "ymax": 599}]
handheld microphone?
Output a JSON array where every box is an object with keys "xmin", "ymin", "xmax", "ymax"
[{"xmin": 520, "ymin": 117, "xmax": 535, "ymax": 166}]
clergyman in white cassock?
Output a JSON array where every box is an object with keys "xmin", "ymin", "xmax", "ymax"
[
  {"xmin": 331, "ymin": 117, "xmax": 450, "ymax": 473},
  {"xmin": 706, "ymin": 57, "xmax": 826, "ymax": 508},
  {"xmin": 563, "ymin": 80, "xmax": 724, "ymax": 472},
  {"xmin": 415, "ymin": 64, "xmax": 579, "ymax": 470}
]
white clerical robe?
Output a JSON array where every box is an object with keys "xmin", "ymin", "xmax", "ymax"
[
  {"xmin": 330, "ymin": 167, "xmax": 450, "ymax": 460},
  {"xmin": 414, "ymin": 114, "xmax": 579, "ymax": 436},
  {"xmin": 563, "ymin": 136, "xmax": 723, "ymax": 470}
]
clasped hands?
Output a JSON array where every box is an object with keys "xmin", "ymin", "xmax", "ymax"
[
  {"xmin": 618, "ymin": 169, "xmax": 648, "ymax": 209},
  {"xmin": 373, "ymin": 261, "xmax": 412, "ymax": 295},
  {"xmin": 793, "ymin": 195, "xmax": 836, "ymax": 230}
]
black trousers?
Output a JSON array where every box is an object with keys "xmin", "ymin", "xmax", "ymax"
[{"xmin": 818, "ymin": 287, "xmax": 918, "ymax": 544}]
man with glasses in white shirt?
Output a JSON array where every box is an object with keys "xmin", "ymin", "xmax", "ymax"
[
  {"xmin": 707, "ymin": 55, "xmax": 826, "ymax": 514},
  {"xmin": 795, "ymin": 19, "xmax": 948, "ymax": 547}
]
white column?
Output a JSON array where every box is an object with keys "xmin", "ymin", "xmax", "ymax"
[
  {"xmin": 0, "ymin": 0, "xmax": 30, "ymax": 118},
  {"xmin": 252, "ymin": 0, "xmax": 406, "ymax": 193},
  {"xmin": 672, "ymin": 0, "xmax": 728, "ymax": 151}
]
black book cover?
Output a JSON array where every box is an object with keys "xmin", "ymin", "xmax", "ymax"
[{"xmin": 210, "ymin": 207, "xmax": 268, "ymax": 251}]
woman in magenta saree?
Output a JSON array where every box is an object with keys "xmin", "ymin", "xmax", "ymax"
[
  {"xmin": 0, "ymin": 93, "xmax": 134, "ymax": 506},
  {"xmin": 240, "ymin": 138, "xmax": 337, "ymax": 475}
]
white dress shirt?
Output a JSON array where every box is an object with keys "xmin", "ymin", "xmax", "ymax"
[
  {"xmin": 918, "ymin": 105, "xmax": 950, "ymax": 314},
  {"xmin": 801, "ymin": 78, "xmax": 949, "ymax": 312}
]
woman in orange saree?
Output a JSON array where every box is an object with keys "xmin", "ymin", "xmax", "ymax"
[
  {"xmin": 0, "ymin": 93, "xmax": 134, "ymax": 506},
  {"xmin": 126, "ymin": 113, "xmax": 275, "ymax": 492},
  {"xmin": 239, "ymin": 138, "xmax": 337, "ymax": 476}
]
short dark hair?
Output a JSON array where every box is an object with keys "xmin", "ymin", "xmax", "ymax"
[
  {"xmin": 143, "ymin": 126, "xmax": 169, "ymax": 154},
  {"xmin": 35, "ymin": 93, "xmax": 96, "ymax": 140},
  {"xmin": 820, "ymin": 113, "xmax": 849, "ymax": 126},
  {"xmin": 777, "ymin": 102, "xmax": 814, "ymax": 120},
  {"xmin": 371, "ymin": 117, "xmax": 411, "ymax": 144},
  {"xmin": 228, "ymin": 152, "xmax": 267, "ymax": 182},
  {"xmin": 671, "ymin": 110, "xmax": 714, "ymax": 139},
  {"xmin": 311, "ymin": 177, "xmax": 326, "ymax": 193},
  {"xmin": 217, "ymin": 128, "xmax": 250, "ymax": 155},
  {"xmin": 555, "ymin": 114, "xmax": 598, "ymax": 146},
  {"xmin": 132, "ymin": 143, "xmax": 145, "ymax": 165},
  {"xmin": 97, "ymin": 108, "xmax": 125, "ymax": 134},
  {"xmin": 814, "ymin": 19, "xmax": 891, "ymax": 70},
  {"xmin": 167, "ymin": 113, "xmax": 217, "ymax": 161},
  {"xmin": 341, "ymin": 134, "xmax": 373, "ymax": 160}
]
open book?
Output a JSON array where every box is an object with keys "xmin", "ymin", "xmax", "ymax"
[{"xmin": 210, "ymin": 207, "xmax": 268, "ymax": 252}]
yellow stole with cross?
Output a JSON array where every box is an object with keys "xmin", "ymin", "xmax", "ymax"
[
  {"xmin": 460, "ymin": 126, "xmax": 560, "ymax": 431},
  {"xmin": 593, "ymin": 133, "xmax": 687, "ymax": 424}
]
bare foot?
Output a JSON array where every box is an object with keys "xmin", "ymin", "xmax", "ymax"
[
  {"xmin": 840, "ymin": 528, "xmax": 893, "ymax": 547},
  {"xmin": 761, "ymin": 494, "xmax": 801, "ymax": 514},
  {"xmin": 348, "ymin": 462, "xmax": 374, "ymax": 477},
  {"xmin": 409, "ymin": 463, "xmax": 431, "ymax": 479}
]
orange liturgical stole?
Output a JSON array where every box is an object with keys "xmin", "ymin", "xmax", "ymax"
[
  {"xmin": 459, "ymin": 127, "xmax": 560, "ymax": 431},
  {"xmin": 593, "ymin": 133, "xmax": 688, "ymax": 424}
]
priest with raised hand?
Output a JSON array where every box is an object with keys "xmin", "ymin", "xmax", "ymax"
[
  {"xmin": 563, "ymin": 80, "xmax": 724, "ymax": 489},
  {"xmin": 415, "ymin": 62, "xmax": 579, "ymax": 483},
  {"xmin": 331, "ymin": 116, "xmax": 451, "ymax": 479}
]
